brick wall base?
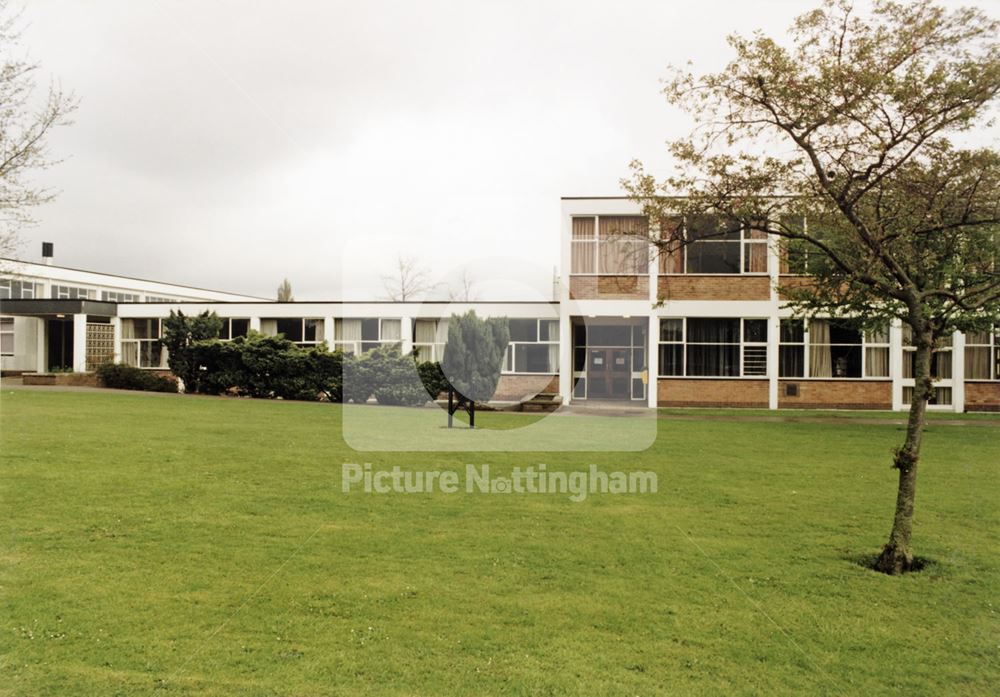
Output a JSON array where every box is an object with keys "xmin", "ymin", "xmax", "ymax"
[
  {"xmin": 493, "ymin": 374, "xmax": 558, "ymax": 401},
  {"xmin": 778, "ymin": 380, "xmax": 891, "ymax": 410},
  {"xmin": 965, "ymin": 382, "xmax": 1000, "ymax": 412},
  {"xmin": 657, "ymin": 378, "xmax": 769, "ymax": 407}
]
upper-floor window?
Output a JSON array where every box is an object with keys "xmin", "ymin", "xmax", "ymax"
[
  {"xmin": 102, "ymin": 291, "xmax": 141, "ymax": 302},
  {"xmin": 658, "ymin": 318, "xmax": 767, "ymax": 377},
  {"xmin": 571, "ymin": 216, "xmax": 648, "ymax": 275},
  {"xmin": 659, "ymin": 215, "xmax": 768, "ymax": 275},
  {"xmin": 145, "ymin": 296, "xmax": 177, "ymax": 303},
  {"xmin": 52, "ymin": 284, "xmax": 94, "ymax": 300},
  {"xmin": 0, "ymin": 279, "xmax": 42, "ymax": 299},
  {"xmin": 0, "ymin": 317, "xmax": 14, "ymax": 355}
]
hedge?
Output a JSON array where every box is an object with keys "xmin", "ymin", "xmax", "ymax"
[{"xmin": 96, "ymin": 363, "xmax": 178, "ymax": 393}]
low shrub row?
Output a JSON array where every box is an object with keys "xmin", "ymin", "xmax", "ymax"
[{"xmin": 96, "ymin": 363, "xmax": 178, "ymax": 393}]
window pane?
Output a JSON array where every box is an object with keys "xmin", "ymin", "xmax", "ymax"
[
  {"xmin": 658, "ymin": 344, "xmax": 683, "ymax": 376},
  {"xmin": 686, "ymin": 240, "xmax": 741, "ymax": 274},
  {"xmin": 780, "ymin": 319, "xmax": 804, "ymax": 343},
  {"xmin": 515, "ymin": 344, "xmax": 554, "ymax": 373},
  {"xmin": 779, "ymin": 346, "xmax": 804, "ymax": 377},
  {"xmin": 660, "ymin": 319, "xmax": 683, "ymax": 342},
  {"xmin": 361, "ymin": 318, "xmax": 380, "ymax": 341},
  {"xmin": 539, "ymin": 320, "xmax": 559, "ymax": 341},
  {"xmin": 966, "ymin": 346, "xmax": 991, "ymax": 379},
  {"xmin": 304, "ymin": 319, "xmax": 322, "ymax": 342},
  {"xmin": 865, "ymin": 347, "xmax": 889, "ymax": 377},
  {"xmin": 687, "ymin": 344, "xmax": 739, "ymax": 376},
  {"xmin": 829, "ymin": 345, "xmax": 862, "ymax": 378},
  {"xmin": 509, "ymin": 319, "xmax": 538, "ymax": 342},
  {"xmin": 230, "ymin": 319, "xmax": 249, "ymax": 338},
  {"xmin": 743, "ymin": 319, "xmax": 767, "ymax": 343},
  {"xmin": 276, "ymin": 318, "xmax": 303, "ymax": 342},
  {"xmin": 687, "ymin": 214, "xmax": 741, "ymax": 241},
  {"xmin": 687, "ymin": 318, "xmax": 740, "ymax": 344}
]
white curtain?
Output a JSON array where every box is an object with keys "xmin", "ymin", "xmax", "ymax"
[
  {"xmin": 966, "ymin": 332, "xmax": 991, "ymax": 379},
  {"xmin": 260, "ymin": 319, "xmax": 278, "ymax": 336},
  {"xmin": 866, "ymin": 347, "xmax": 889, "ymax": 377},
  {"xmin": 547, "ymin": 344, "xmax": 559, "ymax": 373},
  {"xmin": 414, "ymin": 319, "xmax": 436, "ymax": 343},
  {"xmin": 380, "ymin": 319, "xmax": 401, "ymax": 341},
  {"xmin": 435, "ymin": 318, "xmax": 449, "ymax": 344},
  {"xmin": 809, "ymin": 320, "xmax": 832, "ymax": 377}
]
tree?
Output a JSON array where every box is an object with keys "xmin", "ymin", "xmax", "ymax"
[
  {"xmin": 160, "ymin": 310, "xmax": 223, "ymax": 393},
  {"xmin": 0, "ymin": 0, "xmax": 77, "ymax": 262},
  {"xmin": 381, "ymin": 255, "xmax": 441, "ymax": 301},
  {"xmin": 276, "ymin": 278, "xmax": 294, "ymax": 302},
  {"xmin": 625, "ymin": 0, "xmax": 1000, "ymax": 574},
  {"xmin": 440, "ymin": 311, "xmax": 509, "ymax": 427},
  {"xmin": 448, "ymin": 269, "xmax": 479, "ymax": 302}
]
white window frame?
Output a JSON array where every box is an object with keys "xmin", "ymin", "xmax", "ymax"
[
  {"xmin": 0, "ymin": 316, "xmax": 14, "ymax": 356},
  {"xmin": 964, "ymin": 329, "xmax": 999, "ymax": 382},
  {"xmin": 122, "ymin": 318, "xmax": 168, "ymax": 369},
  {"xmin": 570, "ymin": 215, "xmax": 647, "ymax": 276},
  {"xmin": 101, "ymin": 291, "xmax": 141, "ymax": 302},
  {"xmin": 219, "ymin": 318, "xmax": 251, "ymax": 341},
  {"xmin": 0, "ymin": 279, "xmax": 42, "ymax": 299},
  {"xmin": 333, "ymin": 318, "xmax": 402, "ymax": 355},
  {"xmin": 52, "ymin": 284, "xmax": 95, "ymax": 300},
  {"xmin": 777, "ymin": 319, "xmax": 891, "ymax": 381},
  {"xmin": 657, "ymin": 317, "xmax": 769, "ymax": 378},
  {"xmin": 656, "ymin": 216, "xmax": 769, "ymax": 276},
  {"xmin": 502, "ymin": 318, "xmax": 559, "ymax": 375}
]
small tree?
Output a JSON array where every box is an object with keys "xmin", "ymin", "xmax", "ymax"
[
  {"xmin": 626, "ymin": 0, "xmax": 1000, "ymax": 573},
  {"xmin": 381, "ymin": 255, "xmax": 441, "ymax": 301},
  {"xmin": 440, "ymin": 311, "xmax": 509, "ymax": 427},
  {"xmin": 276, "ymin": 278, "xmax": 294, "ymax": 302},
  {"xmin": 160, "ymin": 310, "xmax": 223, "ymax": 393}
]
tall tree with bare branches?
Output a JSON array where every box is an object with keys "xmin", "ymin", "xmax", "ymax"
[
  {"xmin": 0, "ymin": 1, "xmax": 77, "ymax": 263},
  {"xmin": 626, "ymin": 0, "xmax": 1000, "ymax": 574},
  {"xmin": 381, "ymin": 255, "xmax": 441, "ymax": 301}
]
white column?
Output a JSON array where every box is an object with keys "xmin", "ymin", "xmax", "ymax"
[
  {"xmin": 559, "ymin": 310, "xmax": 572, "ymax": 403},
  {"xmin": 72, "ymin": 313, "xmax": 87, "ymax": 372},
  {"xmin": 647, "ymin": 314, "xmax": 658, "ymax": 408},
  {"xmin": 767, "ymin": 315, "xmax": 780, "ymax": 410},
  {"xmin": 35, "ymin": 317, "xmax": 46, "ymax": 373},
  {"xmin": 111, "ymin": 317, "xmax": 122, "ymax": 363},
  {"xmin": 952, "ymin": 330, "xmax": 965, "ymax": 414},
  {"xmin": 890, "ymin": 319, "xmax": 904, "ymax": 411},
  {"xmin": 400, "ymin": 316, "xmax": 413, "ymax": 356},
  {"xmin": 249, "ymin": 316, "xmax": 261, "ymax": 333},
  {"xmin": 323, "ymin": 316, "xmax": 335, "ymax": 348}
]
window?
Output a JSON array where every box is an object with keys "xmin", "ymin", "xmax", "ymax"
[
  {"xmin": 121, "ymin": 318, "xmax": 167, "ymax": 369},
  {"xmin": 779, "ymin": 320, "xmax": 805, "ymax": 377},
  {"xmin": 965, "ymin": 330, "xmax": 999, "ymax": 381},
  {"xmin": 101, "ymin": 291, "xmax": 141, "ymax": 302},
  {"xmin": 414, "ymin": 318, "xmax": 449, "ymax": 362},
  {"xmin": 1, "ymin": 317, "xmax": 13, "ymax": 355},
  {"xmin": 0, "ymin": 279, "xmax": 41, "ymax": 299},
  {"xmin": 51, "ymin": 285, "xmax": 93, "ymax": 299},
  {"xmin": 780, "ymin": 319, "xmax": 891, "ymax": 379},
  {"xmin": 902, "ymin": 327, "xmax": 952, "ymax": 380},
  {"xmin": 657, "ymin": 318, "xmax": 766, "ymax": 377},
  {"xmin": 570, "ymin": 216, "xmax": 647, "ymax": 275},
  {"xmin": 504, "ymin": 319, "xmax": 559, "ymax": 374},
  {"xmin": 219, "ymin": 318, "xmax": 250, "ymax": 340},
  {"xmin": 334, "ymin": 318, "xmax": 401, "ymax": 354},
  {"xmin": 145, "ymin": 296, "xmax": 177, "ymax": 303},
  {"xmin": 658, "ymin": 215, "xmax": 769, "ymax": 275},
  {"xmin": 271, "ymin": 318, "xmax": 324, "ymax": 346}
]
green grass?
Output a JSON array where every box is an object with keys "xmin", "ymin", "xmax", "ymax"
[{"xmin": 1, "ymin": 390, "xmax": 998, "ymax": 696}]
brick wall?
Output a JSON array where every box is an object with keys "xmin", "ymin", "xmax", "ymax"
[
  {"xmin": 493, "ymin": 374, "xmax": 559, "ymax": 401},
  {"xmin": 965, "ymin": 382, "xmax": 1000, "ymax": 412},
  {"xmin": 778, "ymin": 379, "xmax": 891, "ymax": 409},
  {"xmin": 778, "ymin": 275, "xmax": 818, "ymax": 300},
  {"xmin": 569, "ymin": 275, "xmax": 648, "ymax": 300},
  {"xmin": 657, "ymin": 378, "xmax": 769, "ymax": 407},
  {"xmin": 657, "ymin": 275, "xmax": 771, "ymax": 301}
]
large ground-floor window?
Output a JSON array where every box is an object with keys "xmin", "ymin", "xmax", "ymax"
[
  {"xmin": 504, "ymin": 319, "xmax": 559, "ymax": 374},
  {"xmin": 659, "ymin": 318, "xmax": 767, "ymax": 378},
  {"xmin": 413, "ymin": 318, "xmax": 449, "ymax": 363},
  {"xmin": 121, "ymin": 318, "xmax": 168, "ymax": 369},
  {"xmin": 778, "ymin": 319, "xmax": 889, "ymax": 379},
  {"xmin": 965, "ymin": 329, "xmax": 1000, "ymax": 381},
  {"xmin": 334, "ymin": 318, "xmax": 401, "ymax": 354},
  {"xmin": 262, "ymin": 318, "xmax": 324, "ymax": 347}
]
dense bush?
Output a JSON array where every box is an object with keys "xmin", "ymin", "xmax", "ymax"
[
  {"xmin": 367, "ymin": 348, "xmax": 431, "ymax": 406},
  {"xmin": 96, "ymin": 363, "xmax": 178, "ymax": 393},
  {"xmin": 416, "ymin": 360, "xmax": 450, "ymax": 400},
  {"xmin": 161, "ymin": 310, "xmax": 224, "ymax": 393}
]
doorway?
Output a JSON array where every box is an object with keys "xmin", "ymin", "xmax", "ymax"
[
  {"xmin": 47, "ymin": 318, "xmax": 73, "ymax": 371},
  {"xmin": 586, "ymin": 347, "xmax": 631, "ymax": 399}
]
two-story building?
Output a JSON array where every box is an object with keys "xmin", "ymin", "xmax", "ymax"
[{"xmin": 2, "ymin": 197, "xmax": 998, "ymax": 411}]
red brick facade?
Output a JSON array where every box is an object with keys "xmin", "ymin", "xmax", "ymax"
[
  {"xmin": 657, "ymin": 275, "xmax": 771, "ymax": 301},
  {"xmin": 657, "ymin": 378, "xmax": 769, "ymax": 407},
  {"xmin": 778, "ymin": 380, "xmax": 891, "ymax": 409},
  {"xmin": 965, "ymin": 382, "xmax": 1000, "ymax": 412},
  {"xmin": 569, "ymin": 275, "xmax": 648, "ymax": 300}
]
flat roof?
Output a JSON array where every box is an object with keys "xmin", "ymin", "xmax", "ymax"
[
  {"xmin": 0, "ymin": 298, "xmax": 119, "ymax": 316},
  {"xmin": 0, "ymin": 257, "xmax": 269, "ymax": 300}
]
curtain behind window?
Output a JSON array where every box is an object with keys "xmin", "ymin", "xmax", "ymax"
[
  {"xmin": 571, "ymin": 218, "xmax": 596, "ymax": 274},
  {"xmin": 260, "ymin": 319, "xmax": 278, "ymax": 336},
  {"xmin": 414, "ymin": 319, "xmax": 436, "ymax": 344},
  {"xmin": 966, "ymin": 342, "xmax": 992, "ymax": 380},
  {"xmin": 809, "ymin": 320, "xmax": 832, "ymax": 377}
]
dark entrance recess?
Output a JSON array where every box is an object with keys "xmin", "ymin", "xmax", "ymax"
[
  {"xmin": 47, "ymin": 318, "xmax": 74, "ymax": 371},
  {"xmin": 586, "ymin": 347, "xmax": 631, "ymax": 399}
]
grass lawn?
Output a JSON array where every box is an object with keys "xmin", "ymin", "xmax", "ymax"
[{"xmin": 1, "ymin": 390, "xmax": 998, "ymax": 696}]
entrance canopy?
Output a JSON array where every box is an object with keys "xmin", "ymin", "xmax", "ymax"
[{"xmin": 0, "ymin": 299, "xmax": 118, "ymax": 317}]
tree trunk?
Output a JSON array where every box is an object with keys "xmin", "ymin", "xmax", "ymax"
[{"xmin": 874, "ymin": 337, "xmax": 932, "ymax": 575}]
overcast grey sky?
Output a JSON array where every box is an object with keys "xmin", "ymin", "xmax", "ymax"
[{"xmin": 15, "ymin": 0, "xmax": 999, "ymax": 300}]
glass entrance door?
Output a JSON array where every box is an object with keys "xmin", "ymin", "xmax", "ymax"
[{"xmin": 587, "ymin": 347, "xmax": 631, "ymax": 399}]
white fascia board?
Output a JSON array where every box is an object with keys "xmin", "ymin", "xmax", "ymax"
[
  {"xmin": 561, "ymin": 198, "xmax": 643, "ymax": 216},
  {"xmin": 117, "ymin": 301, "xmax": 561, "ymax": 320},
  {"xmin": 654, "ymin": 300, "xmax": 779, "ymax": 317},
  {"xmin": 564, "ymin": 299, "xmax": 656, "ymax": 317}
]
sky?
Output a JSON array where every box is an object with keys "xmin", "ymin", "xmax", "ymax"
[{"xmin": 13, "ymin": 0, "xmax": 999, "ymax": 300}]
